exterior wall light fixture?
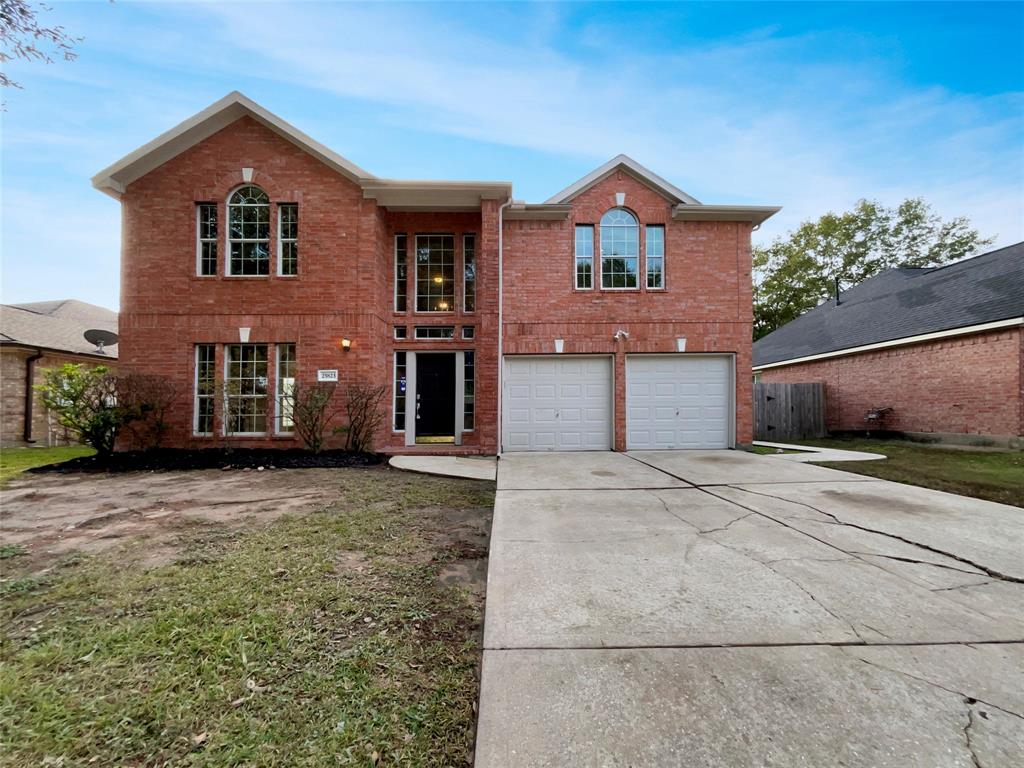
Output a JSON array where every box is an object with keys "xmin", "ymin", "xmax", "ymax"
[{"xmin": 340, "ymin": 338, "xmax": 352, "ymax": 351}]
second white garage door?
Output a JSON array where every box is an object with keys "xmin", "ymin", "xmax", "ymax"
[
  {"xmin": 626, "ymin": 355, "xmax": 733, "ymax": 450},
  {"xmin": 503, "ymin": 356, "xmax": 612, "ymax": 451}
]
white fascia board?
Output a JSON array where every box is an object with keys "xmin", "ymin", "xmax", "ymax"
[
  {"xmin": 361, "ymin": 179, "xmax": 513, "ymax": 209},
  {"xmin": 91, "ymin": 91, "xmax": 375, "ymax": 198},
  {"xmin": 752, "ymin": 317, "xmax": 1024, "ymax": 371},
  {"xmin": 544, "ymin": 154, "xmax": 701, "ymax": 205},
  {"xmin": 672, "ymin": 204, "xmax": 782, "ymax": 224}
]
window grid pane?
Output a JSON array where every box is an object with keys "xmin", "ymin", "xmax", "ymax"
[
  {"xmin": 278, "ymin": 204, "xmax": 298, "ymax": 276},
  {"xmin": 414, "ymin": 326, "xmax": 455, "ymax": 339},
  {"xmin": 574, "ymin": 225, "xmax": 594, "ymax": 289},
  {"xmin": 276, "ymin": 343, "xmax": 296, "ymax": 433},
  {"xmin": 463, "ymin": 350, "xmax": 475, "ymax": 431},
  {"xmin": 646, "ymin": 225, "xmax": 664, "ymax": 289},
  {"xmin": 415, "ymin": 234, "xmax": 455, "ymax": 312},
  {"xmin": 228, "ymin": 186, "xmax": 270, "ymax": 276},
  {"xmin": 225, "ymin": 344, "xmax": 268, "ymax": 433},
  {"xmin": 395, "ymin": 234, "xmax": 408, "ymax": 312},
  {"xmin": 195, "ymin": 344, "xmax": 215, "ymax": 434},
  {"xmin": 600, "ymin": 209, "xmax": 638, "ymax": 289},
  {"xmin": 394, "ymin": 351, "xmax": 407, "ymax": 430},
  {"xmin": 463, "ymin": 234, "xmax": 476, "ymax": 312},
  {"xmin": 197, "ymin": 204, "xmax": 217, "ymax": 276}
]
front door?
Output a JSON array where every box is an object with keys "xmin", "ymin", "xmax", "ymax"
[{"xmin": 416, "ymin": 353, "xmax": 456, "ymax": 441}]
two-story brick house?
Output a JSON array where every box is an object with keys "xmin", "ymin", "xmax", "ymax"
[{"xmin": 93, "ymin": 93, "xmax": 778, "ymax": 454}]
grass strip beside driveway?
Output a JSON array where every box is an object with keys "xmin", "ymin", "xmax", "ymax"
[
  {"xmin": 1, "ymin": 469, "xmax": 494, "ymax": 767},
  {"xmin": 0, "ymin": 445, "xmax": 95, "ymax": 486},
  {"xmin": 795, "ymin": 438, "xmax": 1024, "ymax": 507}
]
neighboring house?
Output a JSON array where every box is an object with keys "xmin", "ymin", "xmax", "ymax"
[
  {"xmin": 753, "ymin": 243, "xmax": 1024, "ymax": 447},
  {"xmin": 91, "ymin": 92, "xmax": 779, "ymax": 454},
  {"xmin": 1, "ymin": 300, "xmax": 119, "ymax": 446}
]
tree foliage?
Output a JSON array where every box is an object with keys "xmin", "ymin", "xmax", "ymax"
[
  {"xmin": 36, "ymin": 364, "xmax": 123, "ymax": 455},
  {"xmin": 1, "ymin": 0, "xmax": 82, "ymax": 89},
  {"xmin": 753, "ymin": 198, "xmax": 992, "ymax": 340}
]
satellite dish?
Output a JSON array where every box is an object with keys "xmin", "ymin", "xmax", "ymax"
[{"xmin": 84, "ymin": 329, "xmax": 119, "ymax": 354}]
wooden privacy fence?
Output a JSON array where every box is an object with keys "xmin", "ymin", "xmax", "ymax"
[{"xmin": 754, "ymin": 382, "xmax": 826, "ymax": 441}]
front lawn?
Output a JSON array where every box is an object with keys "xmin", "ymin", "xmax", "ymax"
[
  {"xmin": 0, "ymin": 468, "xmax": 494, "ymax": 766},
  {"xmin": 794, "ymin": 437, "xmax": 1024, "ymax": 507},
  {"xmin": 0, "ymin": 445, "xmax": 95, "ymax": 486}
]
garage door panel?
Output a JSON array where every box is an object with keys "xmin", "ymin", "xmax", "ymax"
[
  {"xmin": 626, "ymin": 355, "xmax": 732, "ymax": 450},
  {"xmin": 503, "ymin": 356, "xmax": 612, "ymax": 452}
]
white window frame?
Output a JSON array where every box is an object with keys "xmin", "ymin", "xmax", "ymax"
[
  {"xmin": 277, "ymin": 204, "xmax": 298, "ymax": 277},
  {"xmin": 599, "ymin": 208, "xmax": 640, "ymax": 291},
  {"xmin": 394, "ymin": 326, "xmax": 408, "ymax": 340},
  {"xmin": 196, "ymin": 203, "xmax": 217, "ymax": 277},
  {"xmin": 574, "ymin": 224, "xmax": 594, "ymax": 290},
  {"xmin": 463, "ymin": 350, "xmax": 475, "ymax": 432},
  {"xmin": 193, "ymin": 344, "xmax": 215, "ymax": 435},
  {"xmin": 414, "ymin": 326, "xmax": 456, "ymax": 340},
  {"xmin": 275, "ymin": 343, "xmax": 296, "ymax": 435},
  {"xmin": 393, "ymin": 351, "xmax": 407, "ymax": 432},
  {"xmin": 645, "ymin": 224, "xmax": 665, "ymax": 290},
  {"xmin": 223, "ymin": 343, "xmax": 269, "ymax": 436},
  {"xmin": 394, "ymin": 234, "xmax": 408, "ymax": 312},
  {"xmin": 226, "ymin": 186, "xmax": 271, "ymax": 277},
  {"xmin": 463, "ymin": 233, "xmax": 476, "ymax": 313},
  {"xmin": 461, "ymin": 326, "xmax": 475, "ymax": 340},
  {"xmin": 415, "ymin": 234, "xmax": 456, "ymax": 313}
]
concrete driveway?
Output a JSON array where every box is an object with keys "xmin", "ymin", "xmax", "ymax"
[{"xmin": 476, "ymin": 451, "xmax": 1024, "ymax": 767}]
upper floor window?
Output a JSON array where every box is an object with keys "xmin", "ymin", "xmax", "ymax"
[
  {"xmin": 415, "ymin": 234, "xmax": 455, "ymax": 312},
  {"xmin": 228, "ymin": 186, "xmax": 270, "ymax": 276},
  {"xmin": 463, "ymin": 234, "xmax": 476, "ymax": 312},
  {"xmin": 394, "ymin": 234, "xmax": 408, "ymax": 312},
  {"xmin": 278, "ymin": 204, "xmax": 298, "ymax": 276},
  {"xmin": 196, "ymin": 204, "xmax": 217, "ymax": 276},
  {"xmin": 600, "ymin": 208, "xmax": 638, "ymax": 289},
  {"xmin": 646, "ymin": 225, "xmax": 664, "ymax": 289},
  {"xmin": 574, "ymin": 225, "xmax": 594, "ymax": 289}
]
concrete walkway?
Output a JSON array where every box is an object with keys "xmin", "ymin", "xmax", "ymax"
[
  {"xmin": 754, "ymin": 440, "xmax": 888, "ymax": 462},
  {"xmin": 388, "ymin": 454, "xmax": 496, "ymax": 481},
  {"xmin": 476, "ymin": 450, "xmax": 1024, "ymax": 767}
]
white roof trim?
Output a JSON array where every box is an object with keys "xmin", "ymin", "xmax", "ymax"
[
  {"xmin": 91, "ymin": 91, "xmax": 375, "ymax": 198},
  {"xmin": 672, "ymin": 204, "xmax": 781, "ymax": 224},
  {"xmin": 544, "ymin": 154, "xmax": 701, "ymax": 205},
  {"xmin": 753, "ymin": 317, "xmax": 1024, "ymax": 371}
]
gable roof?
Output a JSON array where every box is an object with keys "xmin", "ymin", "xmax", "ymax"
[
  {"xmin": 92, "ymin": 92, "xmax": 512, "ymax": 209},
  {"xmin": 753, "ymin": 242, "xmax": 1024, "ymax": 368},
  {"xmin": 1, "ymin": 300, "xmax": 119, "ymax": 358},
  {"xmin": 545, "ymin": 154, "xmax": 702, "ymax": 205}
]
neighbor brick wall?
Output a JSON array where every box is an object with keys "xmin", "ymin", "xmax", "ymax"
[
  {"xmin": 1, "ymin": 348, "xmax": 112, "ymax": 446},
  {"xmin": 502, "ymin": 170, "xmax": 754, "ymax": 448},
  {"xmin": 758, "ymin": 327, "xmax": 1023, "ymax": 439}
]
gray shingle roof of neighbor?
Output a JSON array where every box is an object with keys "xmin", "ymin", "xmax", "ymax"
[
  {"xmin": 0, "ymin": 300, "xmax": 119, "ymax": 358},
  {"xmin": 753, "ymin": 241, "xmax": 1024, "ymax": 368}
]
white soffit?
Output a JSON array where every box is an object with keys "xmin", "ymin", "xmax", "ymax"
[
  {"xmin": 544, "ymin": 154, "xmax": 702, "ymax": 205},
  {"xmin": 91, "ymin": 91, "xmax": 375, "ymax": 198}
]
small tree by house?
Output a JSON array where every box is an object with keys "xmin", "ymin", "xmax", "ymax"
[{"xmin": 35, "ymin": 364, "xmax": 124, "ymax": 455}]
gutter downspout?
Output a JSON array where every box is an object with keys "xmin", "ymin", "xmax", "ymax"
[
  {"xmin": 496, "ymin": 196, "xmax": 514, "ymax": 457},
  {"xmin": 23, "ymin": 350, "xmax": 43, "ymax": 443}
]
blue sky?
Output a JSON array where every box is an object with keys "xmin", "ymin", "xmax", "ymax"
[{"xmin": 2, "ymin": 1, "xmax": 1022, "ymax": 311}]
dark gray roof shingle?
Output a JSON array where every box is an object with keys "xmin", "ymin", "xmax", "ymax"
[
  {"xmin": 0, "ymin": 300, "xmax": 118, "ymax": 358},
  {"xmin": 753, "ymin": 242, "xmax": 1024, "ymax": 367}
]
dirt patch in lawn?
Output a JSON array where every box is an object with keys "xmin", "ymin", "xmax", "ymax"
[{"xmin": 1, "ymin": 467, "xmax": 495, "ymax": 766}]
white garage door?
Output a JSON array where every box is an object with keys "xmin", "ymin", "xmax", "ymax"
[
  {"xmin": 626, "ymin": 355, "xmax": 733, "ymax": 450},
  {"xmin": 503, "ymin": 356, "xmax": 612, "ymax": 451}
]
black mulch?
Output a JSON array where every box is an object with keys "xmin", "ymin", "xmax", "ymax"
[{"xmin": 28, "ymin": 448, "xmax": 383, "ymax": 475}]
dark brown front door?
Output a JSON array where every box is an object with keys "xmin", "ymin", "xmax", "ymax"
[{"xmin": 416, "ymin": 353, "xmax": 455, "ymax": 440}]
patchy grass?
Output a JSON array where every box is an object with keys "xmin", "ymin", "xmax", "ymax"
[
  {"xmin": 0, "ymin": 445, "xmax": 95, "ymax": 486},
  {"xmin": 750, "ymin": 445, "xmax": 805, "ymax": 455},
  {"xmin": 0, "ymin": 468, "xmax": 494, "ymax": 767},
  {"xmin": 794, "ymin": 438, "xmax": 1024, "ymax": 507}
]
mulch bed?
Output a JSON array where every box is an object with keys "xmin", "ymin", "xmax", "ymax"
[{"xmin": 28, "ymin": 448, "xmax": 382, "ymax": 475}]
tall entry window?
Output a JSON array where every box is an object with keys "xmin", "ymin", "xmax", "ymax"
[
  {"xmin": 600, "ymin": 208, "xmax": 639, "ymax": 288},
  {"xmin": 225, "ymin": 344, "xmax": 269, "ymax": 434},
  {"xmin": 416, "ymin": 234, "xmax": 455, "ymax": 312},
  {"xmin": 228, "ymin": 186, "xmax": 270, "ymax": 275},
  {"xmin": 463, "ymin": 234, "xmax": 476, "ymax": 312}
]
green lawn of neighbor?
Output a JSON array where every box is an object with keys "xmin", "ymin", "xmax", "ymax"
[{"xmin": 0, "ymin": 445, "xmax": 95, "ymax": 486}]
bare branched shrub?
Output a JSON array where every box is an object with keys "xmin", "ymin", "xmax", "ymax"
[
  {"xmin": 117, "ymin": 373, "xmax": 180, "ymax": 449},
  {"xmin": 291, "ymin": 382, "xmax": 342, "ymax": 453},
  {"xmin": 342, "ymin": 383, "xmax": 386, "ymax": 453}
]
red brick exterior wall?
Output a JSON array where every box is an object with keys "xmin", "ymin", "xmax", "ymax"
[
  {"xmin": 118, "ymin": 120, "xmax": 754, "ymax": 452},
  {"xmin": 758, "ymin": 327, "xmax": 1023, "ymax": 440},
  {"xmin": 502, "ymin": 170, "xmax": 754, "ymax": 449}
]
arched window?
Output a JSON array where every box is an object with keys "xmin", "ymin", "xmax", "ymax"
[
  {"xmin": 600, "ymin": 208, "xmax": 638, "ymax": 288},
  {"xmin": 228, "ymin": 186, "xmax": 270, "ymax": 275}
]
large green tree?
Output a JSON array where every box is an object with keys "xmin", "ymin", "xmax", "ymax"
[{"xmin": 753, "ymin": 198, "xmax": 992, "ymax": 340}]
